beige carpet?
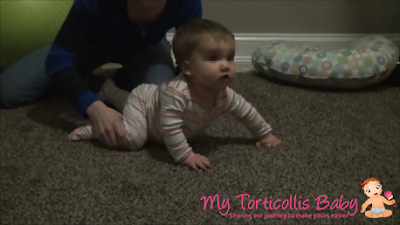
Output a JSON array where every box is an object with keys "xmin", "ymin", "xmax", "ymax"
[{"xmin": 1, "ymin": 71, "xmax": 399, "ymax": 225}]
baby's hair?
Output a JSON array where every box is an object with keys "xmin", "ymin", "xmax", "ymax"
[
  {"xmin": 172, "ymin": 18, "xmax": 235, "ymax": 66},
  {"xmin": 361, "ymin": 177, "xmax": 380, "ymax": 191}
]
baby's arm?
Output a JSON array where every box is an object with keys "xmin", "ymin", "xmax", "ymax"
[
  {"xmin": 223, "ymin": 88, "xmax": 272, "ymax": 140},
  {"xmin": 360, "ymin": 198, "xmax": 372, "ymax": 213},
  {"xmin": 158, "ymin": 85, "xmax": 211, "ymax": 170},
  {"xmin": 382, "ymin": 196, "xmax": 394, "ymax": 205},
  {"xmin": 158, "ymin": 86, "xmax": 192, "ymax": 162}
]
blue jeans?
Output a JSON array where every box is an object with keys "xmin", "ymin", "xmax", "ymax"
[{"xmin": 0, "ymin": 37, "xmax": 176, "ymax": 109}]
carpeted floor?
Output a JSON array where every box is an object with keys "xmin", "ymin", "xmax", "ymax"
[{"xmin": 1, "ymin": 71, "xmax": 399, "ymax": 225}]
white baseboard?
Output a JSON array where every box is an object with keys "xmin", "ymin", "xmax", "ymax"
[{"xmin": 166, "ymin": 33, "xmax": 400, "ymax": 64}]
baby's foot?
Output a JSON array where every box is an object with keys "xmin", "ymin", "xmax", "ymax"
[{"xmin": 69, "ymin": 125, "xmax": 94, "ymax": 140}]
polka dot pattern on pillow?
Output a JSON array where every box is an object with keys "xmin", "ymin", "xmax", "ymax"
[{"xmin": 252, "ymin": 35, "xmax": 399, "ymax": 88}]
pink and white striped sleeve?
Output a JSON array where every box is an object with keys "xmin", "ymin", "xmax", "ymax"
[
  {"xmin": 223, "ymin": 88, "xmax": 272, "ymax": 139},
  {"xmin": 158, "ymin": 85, "xmax": 194, "ymax": 163}
]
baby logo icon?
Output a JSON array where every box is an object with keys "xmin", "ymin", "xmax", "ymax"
[{"xmin": 360, "ymin": 177, "xmax": 397, "ymax": 218}]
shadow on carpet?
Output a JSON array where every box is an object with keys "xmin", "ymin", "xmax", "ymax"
[{"xmin": 1, "ymin": 72, "xmax": 399, "ymax": 225}]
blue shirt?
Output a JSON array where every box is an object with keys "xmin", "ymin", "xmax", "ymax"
[{"xmin": 45, "ymin": 0, "xmax": 202, "ymax": 118}]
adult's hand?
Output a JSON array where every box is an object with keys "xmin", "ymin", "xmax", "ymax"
[{"xmin": 86, "ymin": 101, "xmax": 130, "ymax": 150}]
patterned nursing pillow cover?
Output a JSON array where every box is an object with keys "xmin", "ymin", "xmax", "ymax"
[{"xmin": 251, "ymin": 35, "xmax": 399, "ymax": 88}]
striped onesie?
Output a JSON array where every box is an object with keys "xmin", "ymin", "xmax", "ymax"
[{"xmin": 69, "ymin": 73, "xmax": 273, "ymax": 162}]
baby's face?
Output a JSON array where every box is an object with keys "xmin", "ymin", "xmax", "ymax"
[
  {"xmin": 187, "ymin": 35, "xmax": 236, "ymax": 91},
  {"xmin": 364, "ymin": 181, "xmax": 382, "ymax": 198}
]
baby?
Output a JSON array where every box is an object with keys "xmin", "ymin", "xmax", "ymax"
[
  {"xmin": 360, "ymin": 177, "xmax": 395, "ymax": 218},
  {"xmin": 69, "ymin": 18, "xmax": 282, "ymax": 170}
]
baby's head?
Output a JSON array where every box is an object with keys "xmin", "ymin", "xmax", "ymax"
[
  {"xmin": 361, "ymin": 177, "xmax": 382, "ymax": 198},
  {"xmin": 172, "ymin": 19, "xmax": 236, "ymax": 91}
]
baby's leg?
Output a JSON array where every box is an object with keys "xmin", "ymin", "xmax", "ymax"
[
  {"xmin": 98, "ymin": 79, "xmax": 130, "ymax": 112},
  {"xmin": 379, "ymin": 209, "xmax": 392, "ymax": 218},
  {"xmin": 69, "ymin": 83, "xmax": 151, "ymax": 151},
  {"xmin": 69, "ymin": 125, "xmax": 94, "ymax": 140},
  {"xmin": 69, "ymin": 79, "xmax": 129, "ymax": 142},
  {"xmin": 68, "ymin": 116, "xmax": 147, "ymax": 151},
  {"xmin": 364, "ymin": 210, "xmax": 379, "ymax": 218},
  {"xmin": 122, "ymin": 86, "xmax": 152, "ymax": 150}
]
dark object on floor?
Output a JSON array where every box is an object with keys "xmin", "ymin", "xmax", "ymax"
[
  {"xmin": 385, "ymin": 61, "xmax": 400, "ymax": 87},
  {"xmin": 1, "ymin": 72, "xmax": 399, "ymax": 225}
]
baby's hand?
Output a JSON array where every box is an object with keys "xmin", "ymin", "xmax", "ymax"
[
  {"xmin": 256, "ymin": 133, "xmax": 282, "ymax": 148},
  {"xmin": 360, "ymin": 209, "xmax": 365, "ymax": 213},
  {"xmin": 183, "ymin": 153, "xmax": 211, "ymax": 171}
]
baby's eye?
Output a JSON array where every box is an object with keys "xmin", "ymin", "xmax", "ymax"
[
  {"xmin": 366, "ymin": 189, "xmax": 371, "ymax": 193},
  {"xmin": 209, "ymin": 55, "xmax": 218, "ymax": 61},
  {"xmin": 227, "ymin": 55, "xmax": 235, "ymax": 61},
  {"xmin": 375, "ymin": 185, "xmax": 380, "ymax": 189}
]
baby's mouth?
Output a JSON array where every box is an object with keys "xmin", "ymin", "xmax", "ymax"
[
  {"xmin": 219, "ymin": 74, "xmax": 230, "ymax": 80},
  {"xmin": 374, "ymin": 193, "xmax": 378, "ymax": 196}
]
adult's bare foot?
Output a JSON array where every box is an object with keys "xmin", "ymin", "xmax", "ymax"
[{"xmin": 97, "ymin": 79, "xmax": 115, "ymax": 103}]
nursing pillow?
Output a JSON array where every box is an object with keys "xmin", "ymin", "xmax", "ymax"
[{"xmin": 252, "ymin": 35, "xmax": 399, "ymax": 89}]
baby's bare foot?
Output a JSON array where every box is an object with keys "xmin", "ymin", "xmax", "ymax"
[{"xmin": 372, "ymin": 213, "xmax": 379, "ymax": 218}]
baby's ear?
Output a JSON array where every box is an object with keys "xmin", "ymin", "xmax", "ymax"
[{"xmin": 181, "ymin": 61, "xmax": 192, "ymax": 76}]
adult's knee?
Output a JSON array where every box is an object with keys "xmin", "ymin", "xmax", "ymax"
[
  {"xmin": 0, "ymin": 82, "xmax": 20, "ymax": 108},
  {"xmin": 0, "ymin": 83, "xmax": 48, "ymax": 109},
  {"xmin": 0, "ymin": 71, "xmax": 49, "ymax": 109},
  {"xmin": 0, "ymin": 78, "xmax": 40, "ymax": 109},
  {"xmin": 118, "ymin": 62, "xmax": 176, "ymax": 91},
  {"xmin": 145, "ymin": 63, "xmax": 176, "ymax": 85},
  {"xmin": 0, "ymin": 45, "xmax": 51, "ymax": 109}
]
